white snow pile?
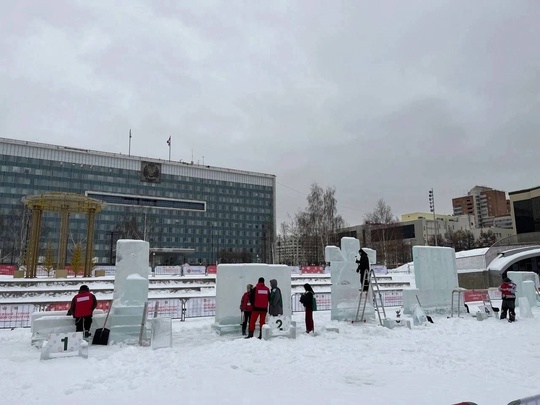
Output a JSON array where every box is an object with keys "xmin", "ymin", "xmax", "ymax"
[{"xmin": 1, "ymin": 309, "xmax": 540, "ymax": 405}]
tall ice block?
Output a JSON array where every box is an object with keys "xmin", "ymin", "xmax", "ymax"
[
  {"xmin": 109, "ymin": 240, "xmax": 150, "ymax": 344},
  {"xmin": 212, "ymin": 264, "xmax": 291, "ymax": 334}
]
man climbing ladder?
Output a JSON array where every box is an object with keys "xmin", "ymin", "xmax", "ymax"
[{"xmin": 354, "ymin": 261, "xmax": 386, "ymax": 326}]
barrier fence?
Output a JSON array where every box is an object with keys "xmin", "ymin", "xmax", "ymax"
[
  {"xmin": 0, "ymin": 289, "xmax": 405, "ymax": 330},
  {"xmin": 0, "ymin": 264, "xmax": 332, "ymax": 277}
]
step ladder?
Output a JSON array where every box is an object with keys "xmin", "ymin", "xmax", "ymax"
[{"xmin": 354, "ymin": 268, "xmax": 387, "ymax": 326}]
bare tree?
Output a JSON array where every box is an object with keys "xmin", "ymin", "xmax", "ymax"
[
  {"xmin": 261, "ymin": 221, "xmax": 275, "ymax": 264},
  {"xmin": 427, "ymin": 234, "xmax": 445, "ymax": 247},
  {"xmin": 445, "ymin": 230, "xmax": 476, "ymax": 252},
  {"xmin": 296, "ymin": 183, "xmax": 345, "ymax": 264},
  {"xmin": 363, "ymin": 199, "xmax": 400, "ymax": 266},
  {"xmin": 476, "ymin": 230, "xmax": 497, "ymax": 248},
  {"xmin": 0, "ymin": 205, "xmax": 31, "ymax": 266},
  {"xmin": 278, "ymin": 214, "xmax": 302, "ymax": 264}
]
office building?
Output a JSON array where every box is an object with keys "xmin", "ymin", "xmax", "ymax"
[
  {"xmin": 509, "ymin": 185, "xmax": 540, "ymax": 234},
  {"xmin": 0, "ymin": 138, "xmax": 276, "ymax": 265},
  {"xmin": 452, "ymin": 186, "xmax": 510, "ymax": 228}
]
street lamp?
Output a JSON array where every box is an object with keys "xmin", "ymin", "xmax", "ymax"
[
  {"xmin": 209, "ymin": 221, "xmax": 218, "ymax": 265},
  {"xmin": 108, "ymin": 231, "xmax": 120, "ymax": 264},
  {"xmin": 428, "ymin": 189, "xmax": 438, "ymax": 246}
]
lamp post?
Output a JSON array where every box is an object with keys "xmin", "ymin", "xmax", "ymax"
[
  {"xmin": 209, "ymin": 221, "xmax": 218, "ymax": 265},
  {"xmin": 108, "ymin": 231, "xmax": 119, "ymax": 265},
  {"xmin": 429, "ymin": 188, "xmax": 438, "ymax": 246},
  {"xmin": 215, "ymin": 223, "xmax": 220, "ymax": 265}
]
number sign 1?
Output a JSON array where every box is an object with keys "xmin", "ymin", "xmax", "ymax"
[{"xmin": 40, "ymin": 332, "xmax": 88, "ymax": 360}]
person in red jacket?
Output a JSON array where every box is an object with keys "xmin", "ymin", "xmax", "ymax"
[
  {"xmin": 246, "ymin": 277, "xmax": 270, "ymax": 339},
  {"xmin": 239, "ymin": 284, "xmax": 253, "ymax": 335},
  {"xmin": 68, "ymin": 285, "xmax": 97, "ymax": 338},
  {"xmin": 498, "ymin": 276, "xmax": 517, "ymax": 322}
]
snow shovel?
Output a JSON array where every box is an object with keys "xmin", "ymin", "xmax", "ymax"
[
  {"xmin": 92, "ymin": 303, "xmax": 112, "ymax": 345},
  {"xmin": 416, "ymin": 295, "xmax": 434, "ymax": 323}
]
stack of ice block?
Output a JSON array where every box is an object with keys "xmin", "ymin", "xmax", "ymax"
[{"xmin": 109, "ymin": 240, "xmax": 150, "ymax": 344}]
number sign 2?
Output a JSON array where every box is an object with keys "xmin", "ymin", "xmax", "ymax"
[{"xmin": 267, "ymin": 316, "xmax": 290, "ymax": 333}]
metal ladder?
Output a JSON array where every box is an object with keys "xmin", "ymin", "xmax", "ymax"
[{"xmin": 354, "ymin": 268, "xmax": 387, "ymax": 326}]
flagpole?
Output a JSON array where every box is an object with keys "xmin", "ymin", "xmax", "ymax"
[
  {"xmin": 129, "ymin": 129, "xmax": 132, "ymax": 156},
  {"xmin": 167, "ymin": 136, "xmax": 171, "ymax": 162}
]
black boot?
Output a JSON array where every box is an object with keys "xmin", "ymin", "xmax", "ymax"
[{"xmin": 245, "ymin": 332, "xmax": 253, "ymax": 339}]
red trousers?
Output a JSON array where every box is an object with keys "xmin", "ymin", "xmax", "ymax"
[
  {"xmin": 305, "ymin": 308, "xmax": 314, "ymax": 333},
  {"xmin": 249, "ymin": 311, "xmax": 267, "ymax": 333}
]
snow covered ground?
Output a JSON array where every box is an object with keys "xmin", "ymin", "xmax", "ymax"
[{"xmin": 2, "ymin": 308, "xmax": 539, "ymax": 405}]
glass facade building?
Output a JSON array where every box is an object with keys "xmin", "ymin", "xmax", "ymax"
[
  {"xmin": 0, "ymin": 138, "xmax": 275, "ymax": 265},
  {"xmin": 510, "ymin": 186, "xmax": 540, "ymax": 235}
]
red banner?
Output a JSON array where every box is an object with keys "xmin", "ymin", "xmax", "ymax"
[
  {"xmin": 301, "ymin": 266, "xmax": 324, "ymax": 274},
  {"xmin": 463, "ymin": 290, "xmax": 488, "ymax": 302},
  {"xmin": 45, "ymin": 302, "xmax": 71, "ymax": 312},
  {"xmin": 206, "ymin": 265, "xmax": 217, "ymax": 274},
  {"xmin": 0, "ymin": 265, "xmax": 15, "ymax": 275}
]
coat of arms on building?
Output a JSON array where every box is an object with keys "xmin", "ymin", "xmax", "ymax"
[{"xmin": 141, "ymin": 162, "xmax": 161, "ymax": 183}]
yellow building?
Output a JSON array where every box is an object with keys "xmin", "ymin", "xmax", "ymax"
[{"xmin": 401, "ymin": 212, "xmax": 453, "ymax": 222}]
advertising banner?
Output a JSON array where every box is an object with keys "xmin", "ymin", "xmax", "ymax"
[
  {"xmin": 0, "ymin": 265, "xmax": 15, "ymax": 275},
  {"xmin": 463, "ymin": 290, "xmax": 489, "ymax": 303},
  {"xmin": 186, "ymin": 297, "xmax": 216, "ymax": 317},
  {"xmin": 371, "ymin": 265, "xmax": 388, "ymax": 274},
  {"xmin": 93, "ymin": 266, "xmax": 116, "ymax": 276},
  {"xmin": 147, "ymin": 299, "xmax": 182, "ymax": 318},
  {"xmin": 301, "ymin": 266, "xmax": 324, "ymax": 274},
  {"xmin": 155, "ymin": 266, "xmax": 181, "ymax": 275},
  {"xmin": 377, "ymin": 290, "xmax": 403, "ymax": 307},
  {"xmin": 290, "ymin": 266, "xmax": 301, "ymax": 275},
  {"xmin": 182, "ymin": 265, "xmax": 206, "ymax": 276},
  {"xmin": 0, "ymin": 304, "xmax": 39, "ymax": 328}
]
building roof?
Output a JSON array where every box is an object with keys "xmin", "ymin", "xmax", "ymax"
[
  {"xmin": 0, "ymin": 137, "xmax": 275, "ymax": 180},
  {"xmin": 487, "ymin": 246, "xmax": 540, "ymax": 272},
  {"xmin": 455, "ymin": 248, "xmax": 489, "ymax": 259},
  {"xmin": 509, "ymin": 185, "xmax": 540, "ymax": 195}
]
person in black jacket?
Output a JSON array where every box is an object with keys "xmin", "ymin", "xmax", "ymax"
[
  {"xmin": 356, "ymin": 249, "xmax": 370, "ymax": 292},
  {"xmin": 299, "ymin": 283, "xmax": 315, "ymax": 333}
]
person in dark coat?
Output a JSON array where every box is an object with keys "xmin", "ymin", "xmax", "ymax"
[
  {"xmin": 239, "ymin": 284, "xmax": 253, "ymax": 335},
  {"xmin": 299, "ymin": 283, "xmax": 315, "ymax": 333},
  {"xmin": 68, "ymin": 285, "xmax": 97, "ymax": 338},
  {"xmin": 356, "ymin": 249, "xmax": 370, "ymax": 292},
  {"xmin": 268, "ymin": 279, "xmax": 283, "ymax": 316},
  {"xmin": 498, "ymin": 276, "xmax": 517, "ymax": 322},
  {"xmin": 246, "ymin": 277, "xmax": 270, "ymax": 339}
]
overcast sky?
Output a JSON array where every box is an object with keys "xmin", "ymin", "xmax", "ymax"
[{"xmin": 1, "ymin": 1, "xmax": 539, "ymax": 226}]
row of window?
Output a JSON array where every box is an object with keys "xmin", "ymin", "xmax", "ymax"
[
  {"xmin": 0, "ymin": 158, "xmax": 273, "ymax": 196},
  {"xmin": 87, "ymin": 192, "xmax": 206, "ymax": 212}
]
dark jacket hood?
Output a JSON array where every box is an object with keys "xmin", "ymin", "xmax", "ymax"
[{"xmin": 270, "ymin": 279, "xmax": 278, "ymax": 288}]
